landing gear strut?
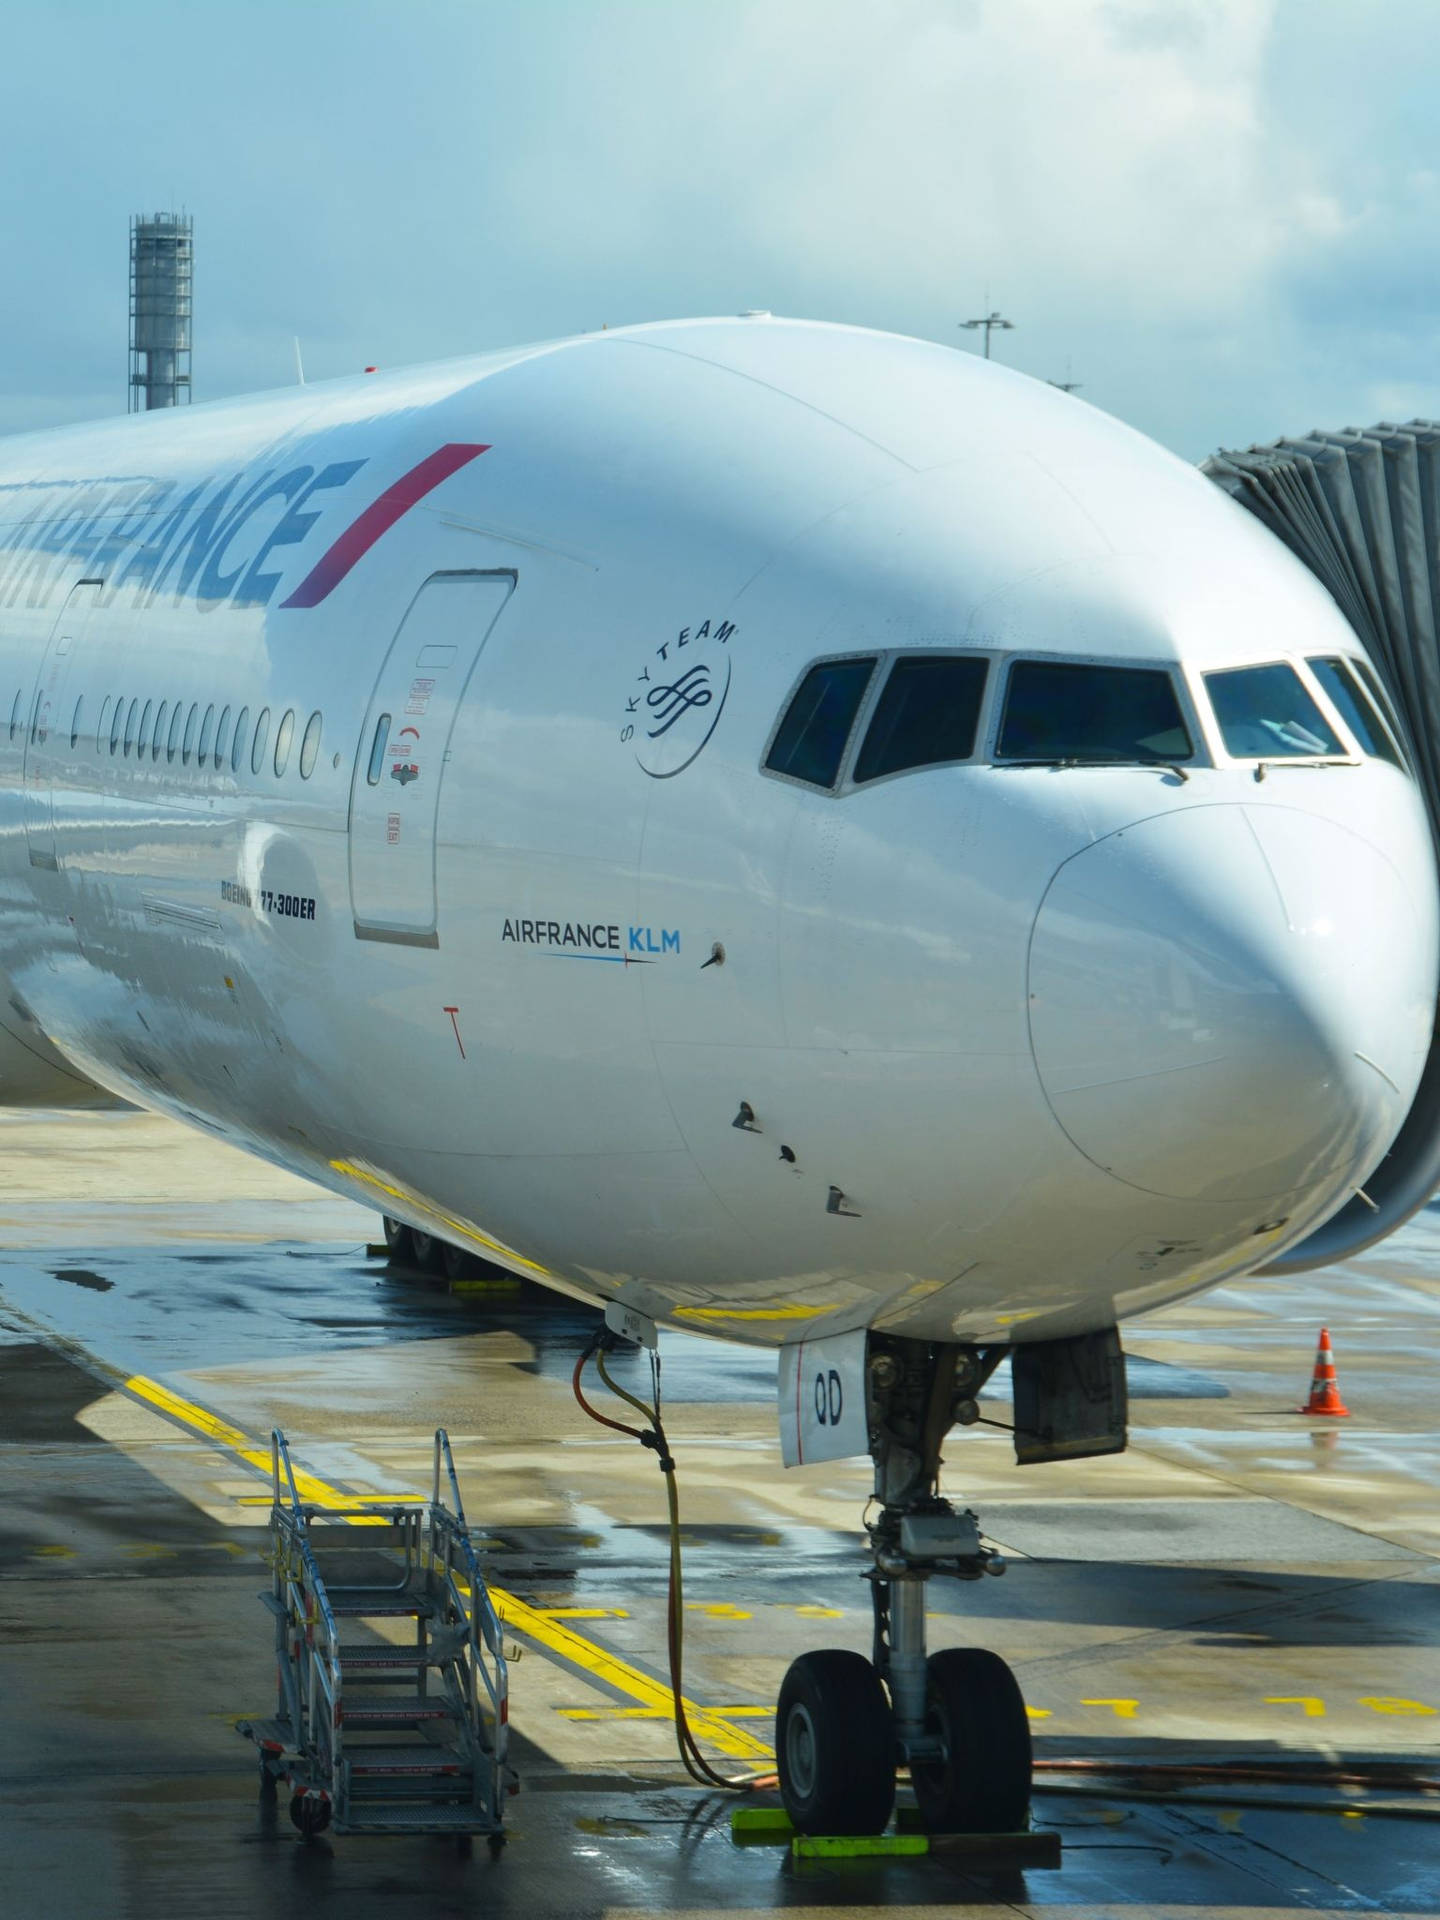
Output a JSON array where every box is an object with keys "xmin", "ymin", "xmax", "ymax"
[{"xmin": 775, "ymin": 1338, "xmax": 1032, "ymax": 1836}]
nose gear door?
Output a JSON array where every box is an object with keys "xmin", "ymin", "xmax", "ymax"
[{"xmin": 348, "ymin": 570, "xmax": 514, "ymax": 947}]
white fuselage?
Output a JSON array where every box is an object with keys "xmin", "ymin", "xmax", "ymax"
[{"xmin": 0, "ymin": 318, "xmax": 1433, "ymax": 1348}]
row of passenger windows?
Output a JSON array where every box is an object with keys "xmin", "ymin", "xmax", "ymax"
[
  {"xmin": 764, "ymin": 650, "xmax": 1406, "ymax": 790},
  {"xmin": 8, "ymin": 689, "xmax": 324, "ymax": 781}
]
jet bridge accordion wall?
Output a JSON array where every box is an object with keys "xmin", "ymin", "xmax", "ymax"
[{"xmin": 1204, "ymin": 422, "xmax": 1440, "ymax": 1272}]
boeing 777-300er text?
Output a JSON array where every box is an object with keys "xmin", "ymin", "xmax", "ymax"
[{"xmin": 0, "ymin": 316, "xmax": 1434, "ymax": 1835}]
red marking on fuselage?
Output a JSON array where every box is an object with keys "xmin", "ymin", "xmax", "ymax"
[
  {"xmin": 281, "ymin": 442, "xmax": 490, "ymax": 609},
  {"xmin": 443, "ymin": 1006, "xmax": 466, "ymax": 1060}
]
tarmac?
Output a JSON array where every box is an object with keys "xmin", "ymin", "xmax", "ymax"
[{"xmin": 0, "ymin": 1106, "xmax": 1437, "ymax": 1918}]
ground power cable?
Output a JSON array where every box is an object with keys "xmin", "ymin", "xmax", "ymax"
[{"xmin": 571, "ymin": 1336, "xmax": 775, "ymax": 1793}]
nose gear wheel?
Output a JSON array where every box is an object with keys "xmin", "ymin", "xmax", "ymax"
[
  {"xmin": 776, "ymin": 1649, "xmax": 895, "ymax": 1835},
  {"xmin": 911, "ymin": 1646, "xmax": 1032, "ymax": 1833}
]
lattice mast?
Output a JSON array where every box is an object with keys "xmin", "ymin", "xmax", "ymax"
[{"xmin": 128, "ymin": 213, "xmax": 192, "ymax": 411}]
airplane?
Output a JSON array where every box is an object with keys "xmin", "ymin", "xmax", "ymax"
[{"xmin": 0, "ymin": 314, "xmax": 1434, "ymax": 1839}]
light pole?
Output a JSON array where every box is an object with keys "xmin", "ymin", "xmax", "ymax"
[{"xmin": 960, "ymin": 310, "xmax": 1015, "ymax": 360}]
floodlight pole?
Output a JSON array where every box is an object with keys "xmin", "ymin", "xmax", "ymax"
[{"xmin": 960, "ymin": 310, "xmax": 1015, "ymax": 360}]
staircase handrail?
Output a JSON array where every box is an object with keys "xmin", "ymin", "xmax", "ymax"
[
  {"xmin": 430, "ymin": 1430, "xmax": 510, "ymax": 1806},
  {"xmin": 270, "ymin": 1430, "xmax": 345, "ymax": 1804}
]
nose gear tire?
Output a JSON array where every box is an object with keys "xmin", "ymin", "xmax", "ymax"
[
  {"xmin": 776, "ymin": 1649, "xmax": 896, "ymax": 1836},
  {"xmin": 911, "ymin": 1646, "xmax": 1032, "ymax": 1833}
]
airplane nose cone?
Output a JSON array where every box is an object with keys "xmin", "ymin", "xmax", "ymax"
[{"xmin": 1028, "ymin": 805, "xmax": 1431, "ymax": 1204}]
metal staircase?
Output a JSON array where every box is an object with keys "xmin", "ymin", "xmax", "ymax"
[{"xmin": 239, "ymin": 1429, "xmax": 512, "ymax": 1847}]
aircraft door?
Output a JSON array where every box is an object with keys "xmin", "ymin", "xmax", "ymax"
[
  {"xmin": 24, "ymin": 579, "xmax": 102, "ymax": 872},
  {"xmin": 348, "ymin": 570, "xmax": 515, "ymax": 946}
]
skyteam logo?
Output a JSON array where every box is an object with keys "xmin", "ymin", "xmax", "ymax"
[{"xmin": 619, "ymin": 616, "xmax": 735, "ymax": 779}]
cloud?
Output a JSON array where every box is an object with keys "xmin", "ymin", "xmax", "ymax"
[{"xmin": 0, "ymin": 1, "xmax": 1438, "ymax": 460}]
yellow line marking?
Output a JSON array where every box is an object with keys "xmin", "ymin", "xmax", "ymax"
[
  {"xmin": 1081, "ymin": 1698, "xmax": 1138, "ymax": 1720},
  {"xmin": 491, "ymin": 1590, "xmax": 772, "ymax": 1761},
  {"xmin": 1359, "ymin": 1696, "xmax": 1436, "ymax": 1715},
  {"xmin": 558, "ymin": 1704, "xmax": 773, "ymax": 1723},
  {"xmin": 1266, "ymin": 1695, "xmax": 1326, "ymax": 1717},
  {"xmin": 123, "ymin": 1375, "xmax": 388, "ymax": 1525},
  {"xmin": 540, "ymin": 1607, "xmax": 631, "ymax": 1620},
  {"xmin": 328, "ymin": 1159, "xmax": 554, "ymax": 1277},
  {"xmin": 118, "ymin": 1372, "xmax": 773, "ymax": 1765}
]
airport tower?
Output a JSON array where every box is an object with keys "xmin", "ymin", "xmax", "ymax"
[{"xmin": 128, "ymin": 212, "xmax": 192, "ymax": 411}]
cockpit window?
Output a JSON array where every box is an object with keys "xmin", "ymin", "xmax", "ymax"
[
  {"xmin": 765, "ymin": 657, "xmax": 876, "ymax": 789},
  {"xmin": 1204, "ymin": 662, "xmax": 1343, "ymax": 759},
  {"xmin": 1307, "ymin": 656, "xmax": 1403, "ymax": 768},
  {"xmin": 997, "ymin": 661, "xmax": 1194, "ymax": 764},
  {"xmin": 853, "ymin": 655, "xmax": 988, "ymax": 784}
]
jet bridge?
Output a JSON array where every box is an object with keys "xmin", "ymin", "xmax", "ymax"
[{"xmin": 1204, "ymin": 422, "xmax": 1440, "ymax": 1271}]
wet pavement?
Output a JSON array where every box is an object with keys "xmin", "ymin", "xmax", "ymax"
[{"xmin": 0, "ymin": 1113, "xmax": 1437, "ymax": 1917}]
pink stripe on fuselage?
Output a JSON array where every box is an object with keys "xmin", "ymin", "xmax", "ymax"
[{"xmin": 281, "ymin": 442, "xmax": 490, "ymax": 609}]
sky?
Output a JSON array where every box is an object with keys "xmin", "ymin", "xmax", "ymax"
[{"xmin": 1, "ymin": 0, "xmax": 1438, "ymax": 462}]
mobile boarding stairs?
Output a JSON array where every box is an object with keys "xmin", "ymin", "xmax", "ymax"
[{"xmin": 238, "ymin": 1429, "xmax": 513, "ymax": 1848}]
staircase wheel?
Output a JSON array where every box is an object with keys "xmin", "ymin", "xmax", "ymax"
[{"xmin": 288, "ymin": 1788, "xmax": 332, "ymax": 1838}]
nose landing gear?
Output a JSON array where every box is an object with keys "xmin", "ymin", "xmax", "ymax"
[{"xmin": 775, "ymin": 1339, "xmax": 1031, "ymax": 1837}]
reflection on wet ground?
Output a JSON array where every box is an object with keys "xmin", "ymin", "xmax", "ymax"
[{"xmin": 1, "ymin": 1126, "xmax": 1439, "ymax": 1916}]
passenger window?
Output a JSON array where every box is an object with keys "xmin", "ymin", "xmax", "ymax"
[
  {"xmin": 1205, "ymin": 662, "xmax": 1342, "ymax": 759},
  {"xmin": 213, "ymin": 706, "xmax": 232, "ymax": 769},
  {"xmin": 273, "ymin": 708, "xmax": 295, "ymax": 776},
  {"xmin": 765, "ymin": 658, "xmax": 877, "ymax": 789},
  {"xmin": 1308, "ymin": 656, "xmax": 1403, "ymax": 768},
  {"xmin": 97, "ymin": 696, "xmax": 111, "ymax": 755},
  {"xmin": 366, "ymin": 714, "xmax": 391, "ymax": 786},
  {"xmin": 854, "ymin": 656, "xmax": 988, "ymax": 783},
  {"xmin": 251, "ymin": 707, "xmax": 271, "ymax": 775},
  {"xmin": 152, "ymin": 701, "xmax": 168, "ymax": 762},
  {"xmin": 197, "ymin": 704, "xmax": 216, "ymax": 766},
  {"xmin": 231, "ymin": 707, "xmax": 250, "ymax": 773},
  {"xmin": 182, "ymin": 702, "xmax": 199, "ymax": 765},
  {"xmin": 299, "ymin": 710, "xmax": 322, "ymax": 780},
  {"xmin": 123, "ymin": 698, "xmax": 139, "ymax": 757},
  {"xmin": 69, "ymin": 695, "xmax": 83, "ymax": 751},
  {"xmin": 999, "ymin": 661, "xmax": 1194, "ymax": 763},
  {"xmin": 109, "ymin": 696, "xmax": 124, "ymax": 756},
  {"xmin": 137, "ymin": 699, "xmax": 154, "ymax": 757},
  {"xmin": 167, "ymin": 701, "xmax": 184, "ymax": 762}
]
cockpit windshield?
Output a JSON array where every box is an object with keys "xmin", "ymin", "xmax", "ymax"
[
  {"xmin": 1307, "ymin": 656, "xmax": 1404, "ymax": 768},
  {"xmin": 996, "ymin": 660, "xmax": 1194, "ymax": 764},
  {"xmin": 1204, "ymin": 662, "xmax": 1343, "ymax": 759}
]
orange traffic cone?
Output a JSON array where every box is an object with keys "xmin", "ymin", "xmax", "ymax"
[{"xmin": 1299, "ymin": 1327, "xmax": 1350, "ymax": 1417}]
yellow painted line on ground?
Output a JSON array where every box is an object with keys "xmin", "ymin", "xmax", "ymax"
[
  {"xmin": 118, "ymin": 1371, "xmax": 774, "ymax": 1765},
  {"xmin": 559, "ymin": 1704, "xmax": 772, "ymax": 1723},
  {"xmin": 123, "ymin": 1374, "xmax": 387, "ymax": 1523},
  {"xmin": 491, "ymin": 1588, "xmax": 773, "ymax": 1762}
]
